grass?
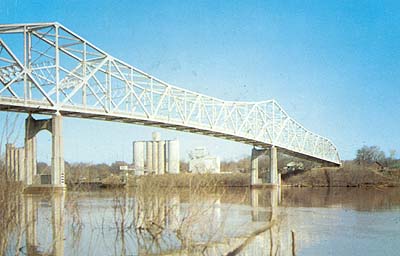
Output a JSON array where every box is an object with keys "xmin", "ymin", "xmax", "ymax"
[
  {"xmin": 0, "ymin": 170, "xmax": 24, "ymax": 254},
  {"xmin": 128, "ymin": 173, "xmax": 250, "ymax": 188}
]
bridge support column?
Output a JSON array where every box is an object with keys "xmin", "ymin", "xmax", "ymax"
[
  {"xmin": 268, "ymin": 146, "xmax": 278, "ymax": 185},
  {"xmin": 25, "ymin": 116, "xmax": 37, "ymax": 185},
  {"xmin": 250, "ymin": 146, "xmax": 279, "ymax": 187},
  {"xmin": 250, "ymin": 148, "xmax": 259, "ymax": 186},
  {"xmin": 51, "ymin": 114, "xmax": 65, "ymax": 186},
  {"xmin": 24, "ymin": 114, "xmax": 65, "ymax": 190}
]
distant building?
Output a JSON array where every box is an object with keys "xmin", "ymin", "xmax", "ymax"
[
  {"xmin": 358, "ymin": 160, "xmax": 386, "ymax": 171},
  {"xmin": 284, "ymin": 161, "xmax": 304, "ymax": 172},
  {"xmin": 119, "ymin": 165, "xmax": 143, "ymax": 176},
  {"xmin": 370, "ymin": 161, "xmax": 385, "ymax": 171},
  {"xmin": 188, "ymin": 147, "xmax": 220, "ymax": 173},
  {"xmin": 132, "ymin": 132, "xmax": 180, "ymax": 175}
]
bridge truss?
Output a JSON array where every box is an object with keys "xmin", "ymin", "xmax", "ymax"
[{"xmin": 0, "ymin": 23, "xmax": 340, "ymax": 165}]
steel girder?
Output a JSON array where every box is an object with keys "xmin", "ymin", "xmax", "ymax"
[{"xmin": 0, "ymin": 23, "xmax": 340, "ymax": 165}]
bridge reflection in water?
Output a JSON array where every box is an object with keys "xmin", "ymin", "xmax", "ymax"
[
  {"xmin": 15, "ymin": 192, "xmax": 65, "ymax": 256},
  {"xmin": 8, "ymin": 188, "xmax": 295, "ymax": 256},
  {"xmin": 8, "ymin": 187, "xmax": 400, "ymax": 255}
]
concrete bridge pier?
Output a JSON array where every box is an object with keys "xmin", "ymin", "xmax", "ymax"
[
  {"xmin": 24, "ymin": 114, "xmax": 65, "ymax": 190},
  {"xmin": 269, "ymin": 146, "xmax": 278, "ymax": 185},
  {"xmin": 250, "ymin": 148, "xmax": 261, "ymax": 186},
  {"xmin": 250, "ymin": 146, "xmax": 279, "ymax": 187},
  {"xmin": 25, "ymin": 116, "xmax": 38, "ymax": 185},
  {"xmin": 51, "ymin": 114, "xmax": 65, "ymax": 186}
]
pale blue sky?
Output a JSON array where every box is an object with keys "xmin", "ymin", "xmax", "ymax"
[{"xmin": 0, "ymin": 0, "xmax": 399, "ymax": 163}]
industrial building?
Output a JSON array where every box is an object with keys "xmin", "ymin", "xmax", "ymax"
[
  {"xmin": 188, "ymin": 147, "xmax": 220, "ymax": 173},
  {"xmin": 4, "ymin": 143, "xmax": 26, "ymax": 182},
  {"xmin": 132, "ymin": 132, "xmax": 180, "ymax": 175}
]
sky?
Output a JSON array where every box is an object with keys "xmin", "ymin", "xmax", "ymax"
[{"xmin": 0, "ymin": 0, "xmax": 399, "ymax": 164}]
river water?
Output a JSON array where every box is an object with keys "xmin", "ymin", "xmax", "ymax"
[{"xmin": 5, "ymin": 187, "xmax": 400, "ymax": 255}]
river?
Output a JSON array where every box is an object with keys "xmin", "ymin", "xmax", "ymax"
[{"xmin": 4, "ymin": 187, "xmax": 400, "ymax": 255}]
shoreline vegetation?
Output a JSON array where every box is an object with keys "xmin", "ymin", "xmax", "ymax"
[
  {"xmin": 59, "ymin": 145, "xmax": 400, "ymax": 188},
  {"xmin": 136, "ymin": 165, "xmax": 400, "ymax": 188},
  {"xmin": 68, "ymin": 165, "xmax": 400, "ymax": 189},
  {"xmin": 2, "ymin": 142, "xmax": 400, "ymax": 190},
  {"xmin": 3, "ymin": 161, "xmax": 400, "ymax": 190},
  {"xmin": 282, "ymin": 165, "xmax": 400, "ymax": 187},
  {"xmin": 0, "ymin": 144, "xmax": 393, "ymax": 189}
]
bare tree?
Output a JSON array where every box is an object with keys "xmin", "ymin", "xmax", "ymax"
[
  {"xmin": 0, "ymin": 113, "xmax": 21, "ymax": 169},
  {"xmin": 389, "ymin": 149, "xmax": 396, "ymax": 160},
  {"xmin": 355, "ymin": 145, "xmax": 386, "ymax": 164}
]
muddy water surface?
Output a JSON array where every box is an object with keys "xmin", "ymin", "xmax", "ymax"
[{"xmin": 5, "ymin": 187, "xmax": 400, "ymax": 255}]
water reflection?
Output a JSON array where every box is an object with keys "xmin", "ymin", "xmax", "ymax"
[
  {"xmin": 237, "ymin": 188, "xmax": 284, "ymax": 256},
  {"xmin": 250, "ymin": 188, "xmax": 279, "ymax": 222},
  {"xmin": 19, "ymin": 192, "xmax": 65, "ymax": 256},
  {"xmin": 3, "ymin": 187, "xmax": 400, "ymax": 255},
  {"xmin": 281, "ymin": 187, "xmax": 400, "ymax": 211}
]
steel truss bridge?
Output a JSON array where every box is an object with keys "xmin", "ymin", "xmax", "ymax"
[{"xmin": 0, "ymin": 23, "xmax": 340, "ymax": 166}]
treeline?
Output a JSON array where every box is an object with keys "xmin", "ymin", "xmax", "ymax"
[
  {"xmin": 220, "ymin": 153, "xmax": 320, "ymax": 173},
  {"xmin": 32, "ymin": 151, "xmax": 316, "ymax": 183},
  {"xmin": 2, "ymin": 145, "xmax": 399, "ymax": 184},
  {"xmin": 220, "ymin": 145, "xmax": 400, "ymax": 172},
  {"xmin": 354, "ymin": 145, "xmax": 400, "ymax": 168}
]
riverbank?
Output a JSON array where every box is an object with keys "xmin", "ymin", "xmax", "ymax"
[
  {"xmin": 282, "ymin": 166, "xmax": 400, "ymax": 187},
  {"xmin": 128, "ymin": 166, "xmax": 400, "ymax": 188},
  {"xmin": 67, "ymin": 165, "xmax": 400, "ymax": 189}
]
